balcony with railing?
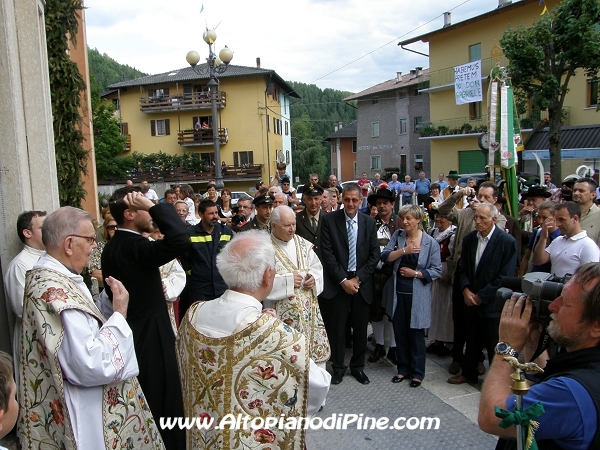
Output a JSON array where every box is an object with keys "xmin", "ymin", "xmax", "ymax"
[
  {"xmin": 97, "ymin": 165, "xmax": 263, "ymax": 186},
  {"xmin": 178, "ymin": 128, "xmax": 229, "ymax": 147},
  {"xmin": 423, "ymin": 56, "xmax": 510, "ymax": 92},
  {"xmin": 418, "ymin": 107, "xmax": 571, "ymax": 139},
  {"xmin": 139, "ymin": 91, "xmax": 227, "ymax": 113}
]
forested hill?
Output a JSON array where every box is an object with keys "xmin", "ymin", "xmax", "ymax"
[
  {"xmin": 88, "ymin": 47, "xmax": 148, "ymax": 92},
  {"xmin": 287, "ymin": 81, "xmax": 357, "ymax": 139}
]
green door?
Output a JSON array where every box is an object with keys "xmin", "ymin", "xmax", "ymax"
[{"xmin": 458, "ymin": 150, "xmax": 486, "ymax": 174}]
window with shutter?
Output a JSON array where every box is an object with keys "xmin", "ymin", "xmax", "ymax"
[{"xmin": 150, "ymin": 120, "xmax": 156, "ymax": 136}]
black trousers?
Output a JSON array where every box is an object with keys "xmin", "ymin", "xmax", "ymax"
[
  {"xmin": 461, "ymin": 309, "xmax": 499, "ymax": 381},
  {"xmin": 451, "ymin": 275, "xmax": 467, "ymax": 362},
  {"xmin": 321, "ymin": 291, "xmax": 370, "ymax": 373}
]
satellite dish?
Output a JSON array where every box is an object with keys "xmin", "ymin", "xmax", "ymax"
[
  {"xmin": 576, "ymin": 165, "xmax": 595, "ymax": 178},
  {"xmin": 276, "ymin": 150, "xmax": 285, "ymax": 164}
]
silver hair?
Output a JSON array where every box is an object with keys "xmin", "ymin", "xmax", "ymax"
[
  {"xmin": 270, "ymin": 206, "xmax": 295, "ymax": 225},
  {"xmin": 42, "ymin": 207, "xmax": 93, "ymax": 251},
  {"xmin": 273, "ymin": 192, "xmax": 287, "ymax": 202},
  {"xmin": 216, "ymin": 230, "xmax": 275, "ymax": 292},
  {"xmin": 477, "ymin": 202, "xmax": 499, "ymax": 219},
  {"xmin": 269, "ymin": 186, "xmax": 283, "ymax": 194},
  {"xmin": 342, "ymin": 182, "xmax": 361, "ymax": 197},
  {"xmin": 174, "ymin": 200, "xmax": 188, "ymax": 210}
]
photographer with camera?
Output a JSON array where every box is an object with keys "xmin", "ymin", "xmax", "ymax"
[{"xmin": 479, "ymin": 263, "xmax": 600, "ymax": 449}]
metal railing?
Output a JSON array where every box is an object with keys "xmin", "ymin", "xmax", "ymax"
[{"xmin": 139, "ymin": 91, "xmax": 226, "ymax": 112}]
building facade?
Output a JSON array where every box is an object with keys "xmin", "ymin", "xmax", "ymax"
[
  {"xmin": 325, "ymin": 121, "xmax": 357, "ymax": 182},
  {"xmin": 399, "ymin": 0, "xmax": 599, "ymax": 178},
  {"xmin": 344, "ymin": 69, "xmax": 431, "ymax": 180},
  {"xmin": 102, "ymin": 62, "xmax": 298, "ymax": 192}
]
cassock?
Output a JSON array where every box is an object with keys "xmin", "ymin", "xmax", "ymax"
[
  {"xmin": 265, "ymin": 235, "xmax": 331, "ymax": 365},
  {"xmin": 19, "ymin": 254, "xmax": 164, "ymax": 450}
]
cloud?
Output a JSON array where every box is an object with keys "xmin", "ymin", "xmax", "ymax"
[{"xmin": 84, "ymin": 0, "xmax": 496, "ymax": 92}]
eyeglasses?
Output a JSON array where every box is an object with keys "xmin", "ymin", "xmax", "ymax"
[
  {"xmin": 69, "ymin": 234, "xmax": 97, "ymax": 245},
  {"xmin": 106, "ymin": 225, "xmax": 117, "ymax": 231}
]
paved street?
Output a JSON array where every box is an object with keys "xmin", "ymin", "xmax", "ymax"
[
  {"xmin": 1, "ymin": 345, "xmax": 500, "ymax": 450},
  {"xmin": 306, "ymin": 345, "xmax": 499, "ymax": 450}
]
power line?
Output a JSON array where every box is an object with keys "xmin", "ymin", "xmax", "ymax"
[{"xmin": 309, "ymin": 0, "xmax": 471, "ymax": 85}]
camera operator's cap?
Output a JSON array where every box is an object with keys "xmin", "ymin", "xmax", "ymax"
[
  {"xmin": 367, "ymin": 182, "xmax": 396, "ymax": 205},
  {"xmin": 302, "ymin": 183, "xmax": 324, "ymax": 197},
  {"xmin": 447, "ymin": 170, "xmax": 460, "ymax": 179},
  {"xmin": 522, "ymin": 185, "xmax": 551, "ymax": 199},
  {"xmin": 253, "ymin": 193, "xmax": 274, "ymax": 206}
]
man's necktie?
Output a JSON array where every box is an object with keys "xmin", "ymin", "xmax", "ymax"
[
  {"xmin": 311, "ymin": 217, "xmax": 317, "ymax": 232},
  {"xmin": 347, "ymin": 218, "xmax": 356, "ymax": 271}
]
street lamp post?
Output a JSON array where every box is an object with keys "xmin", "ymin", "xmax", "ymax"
[{"xmin": 186, "ymin": 29, "xmax": 233, "ymax": 190}]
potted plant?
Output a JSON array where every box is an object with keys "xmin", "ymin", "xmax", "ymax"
[
  {"xmin": 461, "ymin": 122, "xmax": 473, "ymax": 134},
  {"xmin": 437, "ymin": 125, "xmax": 449, "ymax": 136}
]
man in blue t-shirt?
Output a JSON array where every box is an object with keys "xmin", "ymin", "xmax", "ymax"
[
  {"xmin": 414, "ymin": 171, "xmax": 431, "ymax": 206},
  {"xmin": 479, "ymin": 263, "xmax": 600, "ymax": 449}
]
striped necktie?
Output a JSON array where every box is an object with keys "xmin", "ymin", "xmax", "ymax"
[{"xmin": 347, "ymin": 218, "xmax": 356, "ymax": 271}]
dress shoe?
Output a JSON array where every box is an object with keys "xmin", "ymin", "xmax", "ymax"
[
  {"xmin": 387, "ymin": 347, "xmax": 398, "ymax": 366},
  {"xmin": 477, "ymin": 362, "xmax": 486, "ymax": 376},
  {"xmin": 410, "ymin": 379, "xmax": 422, "ymax": 388},
  {"xmin": 448, "ymin": 361, "xmax": 461, "ymax": 375},
  {"xmin": 391, "ymin": 375, "xmax": 405, "ymax": 383},
  {"xmin": 368, "ymin": 344, "xmax": 386, "ymax": 363},
  {"xmin": 351, "ymin": 370, "xmax": 370, "ymax": 385},
  {"xmin": 447, "ymin": 374, "xmax": 477, "ymax": 385},
  {"xmin": 331, "ymin": 372, "xmax": 344, "ymax": 385}
]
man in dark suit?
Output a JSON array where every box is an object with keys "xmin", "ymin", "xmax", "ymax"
[
  {"xmin": 295, "ymin": 183, "xmax": 324, "ymax": 260},
  {"xmin": 448, "ymin": 202, "xmax": 517, "ymax": 385},
  {"xmin": 320, "ymin": 183, "xmax": 380, "ymax": 385},
  {"xmin": 102, "ymin": 187, "xmax": 190, "ymax": 449}
]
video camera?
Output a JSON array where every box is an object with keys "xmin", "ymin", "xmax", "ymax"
[
  {"xmin": 230, "ymin": 205, "xmax": 246, "ymax": 227},
  {"xmin": 495, "ymin": 272, "xmax": 571, "ymax": 325}
]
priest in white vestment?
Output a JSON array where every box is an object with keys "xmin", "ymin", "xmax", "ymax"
[
  {"xmin": 266, "ymin": 206, "xmax": 331, "ymax": 367},
  {"xmin": 177, "ymin": 230, "xmax": 330, "ymax": 450},
  {"xmin": 19, "ymin": 206, "xmax": 164, "ymax": 450}
]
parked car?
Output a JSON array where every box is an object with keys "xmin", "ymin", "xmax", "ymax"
[
  {"xmin": 458, "ymin": 173, "xmax": 489, "ymax": 187},
  {"xmin": 296, "ymin": 184, "xmax": 304, "ymax": 203},
  {"xmin": 230, "ymin": 191, "xmax": 252, "ymax": 206}
]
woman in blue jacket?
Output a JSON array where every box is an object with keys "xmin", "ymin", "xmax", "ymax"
[{"xmin": 381, "ymin": 205, "xmax": 442, "ymax": 387}]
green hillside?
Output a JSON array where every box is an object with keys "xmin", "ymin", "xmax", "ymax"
[{"xmin": 87, "ymin": 47, "xmax": 148, "ymax": 92}]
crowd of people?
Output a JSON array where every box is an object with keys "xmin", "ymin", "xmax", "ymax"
[{"xmin": 2, "ymin": 167, "xmax": 600, "ymax": 449}]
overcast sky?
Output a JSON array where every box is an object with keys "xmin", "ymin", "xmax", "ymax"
[{"xmin": 84, "ymin": 0, "xmax": 501, "ymax": 93}]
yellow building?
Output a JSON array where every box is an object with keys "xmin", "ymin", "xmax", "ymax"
[
  {"xmin": 102, "ymin": 61, "xmax": 298, "ymax": 192},
  {"xmin": 399, "ymin": 0, "xmax": 599, "ymax": 179}
]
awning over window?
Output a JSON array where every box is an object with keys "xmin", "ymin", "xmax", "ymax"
[{"xmin": 523, "ymin": 124, "xmax": 600, "ymax": 160}]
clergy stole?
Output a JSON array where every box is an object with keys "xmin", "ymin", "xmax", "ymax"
[
  {"xmin": 19, "ymin": 268, "xmax": 165, "ymax": 450},
  {"xmin": 177, "ymin": 302, "xmax": 309, "ymax": 450},
  {"xmin": 272, "ymin": 235, "xmax": 331, "ymax": 364}
]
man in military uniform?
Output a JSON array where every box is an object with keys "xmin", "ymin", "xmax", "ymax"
[
  {"xmin": 240, "ymin": 193, "xmax": 273, "ymax": 232},
  {"xmin": 295, "ymin": 183, "xmax": 325, "ymax": 261},
  {"xmin": 366, "ymin": 184, "xmax": 403, "ymax": 364}
]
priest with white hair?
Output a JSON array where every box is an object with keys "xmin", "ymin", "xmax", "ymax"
[
  {"xmin": 266, "ymin": 206, "xmax": 331, "ymax": 368},
  {"xmin": 177, "ymin": 230, "xmax": 330, "ymax": 450}
]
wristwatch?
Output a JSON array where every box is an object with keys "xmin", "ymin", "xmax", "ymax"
[{"xmin": 495, "ymin": 342, "xmax": 518, "ymax": 358}]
